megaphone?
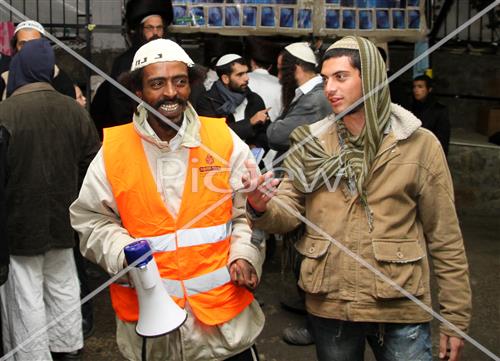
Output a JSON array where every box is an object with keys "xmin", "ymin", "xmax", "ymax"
[{"xmin": 124, "ymin": 240, "xmax": 187, "ymax": 337}]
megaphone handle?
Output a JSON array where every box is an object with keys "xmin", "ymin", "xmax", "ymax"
[
  {"xmin": 142, "ymin": 337, "xmax": 148, "ymax": 361},
  {"xmin": 137, "ymin": 265, "xmax": 156, "ymax": 289}
]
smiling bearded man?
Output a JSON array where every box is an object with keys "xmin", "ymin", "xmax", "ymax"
[{"xmin": 70, "ymin": 39, "xmax": 265, "ymax": 361}]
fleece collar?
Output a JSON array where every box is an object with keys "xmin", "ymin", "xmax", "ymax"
[{"xmin": 388, "ymin": 103, "xmax": 422, "ymax": 140}]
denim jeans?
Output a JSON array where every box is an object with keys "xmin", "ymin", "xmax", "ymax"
[{"xmin": 308, "ymin": 315, "xmax": 432, "ymax": 361}]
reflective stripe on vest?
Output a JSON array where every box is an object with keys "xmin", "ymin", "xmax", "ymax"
[
  {"xmin": 162, "ymin": 266, "xmax": 231, "ymax": 298},
  {"xmin": 104, "ymin": 117, "xmax": 254, "ymax": 325},
  {"xmin": 147, "ymin": 221, "xmax": 231, "ymax": 252}
]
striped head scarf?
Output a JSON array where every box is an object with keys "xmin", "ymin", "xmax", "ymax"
[{"xmin": 283, "ymin": 36, "xmax": 391, "ymax": 231}]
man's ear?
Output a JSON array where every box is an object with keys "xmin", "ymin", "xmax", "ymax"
[
  {"xmin": 221, "ymin": 74, "xmax": 230, "ymax": 86},
  {"xmin": 428, "ymin": 87, "xmax": 433, "ymax": 93},
  {"xmin": 135, "ymin": 90, "xmax": 143, "ymax": 99}
]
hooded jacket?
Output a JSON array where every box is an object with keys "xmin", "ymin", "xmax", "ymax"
[{"xmin": 251, "ymin": 104, "xmax": 471, "ymax": 338}]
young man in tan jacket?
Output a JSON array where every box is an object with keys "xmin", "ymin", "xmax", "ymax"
[{"xmin": 245, "ymin": 36, "xmax": 471, "ymax": 361}]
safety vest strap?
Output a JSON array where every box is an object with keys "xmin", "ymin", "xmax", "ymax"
[
  {"xmin": 161, "ymin": 279, "xmax": 184, "ymax": 299},
  {"xmin": 146, "ymin": 221, "xmax": 232, "ymax": 252},
  {"xmin": 177, "ymin": 222, "xmax": 231, "ymax": 248},
  {"xmin": 184, "ymin": 266, "xmax": 231, "ymax": 296}
]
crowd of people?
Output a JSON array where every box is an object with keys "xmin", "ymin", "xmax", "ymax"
[{"xmin": 0, "ymin": 1, "xmax": 469, "ymax": 361}]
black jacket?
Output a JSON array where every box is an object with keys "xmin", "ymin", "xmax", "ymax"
[
  {"xmin": 411, "ymin": 96, "xmax": 450, "ymax": 155},
  {"xmin": 0, "ymin": 126, "xmax": 8, "ymax": 285},
  {"xmin": 196, "ymin": 84, "xmax": 268, "ymax": 148},
  {"xmin": 90, "ymin": 47, "xmax": 138, "ymax": 140},
  {"xmin": 0, "ymin": 83, "xmax": 100, "ymax": 255}
]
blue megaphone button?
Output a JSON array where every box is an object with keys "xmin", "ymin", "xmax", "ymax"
[{"xmin": 124, "ymin": 240, "xmax": 153, "ymax": 268}]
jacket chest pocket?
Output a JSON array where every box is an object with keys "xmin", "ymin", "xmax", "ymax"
[
  {"xmin": 372, "ymin": 239, "xmax": 425, "ymax": 299},
  {"xmin": 296, "ymin": 235, "xmax": 338, "ymax": 295}
]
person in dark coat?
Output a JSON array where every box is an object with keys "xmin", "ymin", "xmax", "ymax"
[
  {"xmin": 411, "ymin": 74, "xmax": 450, "ymax": 155},
  {"xmin": 90, "ymin": 0, "xmax": 174, "ymax": 138},
  {"xmin": 0, "ymin": 20, "xmax": 75, "ymax": 100},
  {"xmin": 196, "ymin": 54, "xmax": 269, "ymax": 149},
  {"xmin": 0, "ymin": 38, "xmax": 100, "ymax": 361}
]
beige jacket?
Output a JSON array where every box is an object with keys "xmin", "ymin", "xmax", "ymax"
[
  {"xmin": 252, "ymin": 104, "xmax": 471, "ymax": 338},
  {"xmin": 70, "ymin": 104, "xmax": 265, "ymax": 360}
]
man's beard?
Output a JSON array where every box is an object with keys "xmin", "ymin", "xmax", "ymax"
[
  {"xmin": 140, "ymin": 33, "xmax": 162, "ymax": 46},
  {"xmin": 280, "ymin": 70, "xmax": 299, "ymax": 115},
  {"xmin": 228, "ymin": 81, "xmax": 248, "ymax": 94}
]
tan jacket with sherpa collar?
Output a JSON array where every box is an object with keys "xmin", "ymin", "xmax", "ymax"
[{"xmin": 251, "ymin": 103, "xmax": 471, "ymax": 338}]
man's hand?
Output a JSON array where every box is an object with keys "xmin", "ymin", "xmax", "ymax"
[
  {"xmin": 242, "ymin": 160, "xmax": 279, "ymax": 213},
  {"xmin": 229, "ymin": 259, "xmax": 258, "ymax": 291},
  {"xmin": 439, "ymin": 333, "xmax": 464, "ymax": 361},
  {"xmin": 250, "ymin": 108, "xmax": 271, "ymax": 126}
]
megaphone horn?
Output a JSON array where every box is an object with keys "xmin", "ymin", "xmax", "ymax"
[{"xmin": 124, "ymin": 240, "xmax": 187, "ymax": 337}]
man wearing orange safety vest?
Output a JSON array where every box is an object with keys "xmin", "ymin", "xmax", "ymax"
[{"xmin": 70, "ymin": 39, "xmax": 265, "ymax": 361}]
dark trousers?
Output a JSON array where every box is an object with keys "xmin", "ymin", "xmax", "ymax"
[{"xmin": 225, "ymin": 345, "xmax": 259, "ymax": 361}]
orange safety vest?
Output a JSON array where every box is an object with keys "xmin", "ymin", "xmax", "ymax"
[{"xmin": 103, "ymin": 117, "xmax": 254, "ymax": 326}]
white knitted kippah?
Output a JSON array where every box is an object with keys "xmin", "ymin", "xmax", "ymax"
[
  {"xmin": 215, "ymin": 54, "xmax": 242, "ymax": 67},
  {"xmin": 131, "ymin": 38, "xmax": 194, "ymax": 71},
  {"xmin": 14, "ymin": 20, "xmax": 45, "ymax": 35},
  {"xmin": 284, "ymin": 42, "xmax": 317, "ymax": 65}
]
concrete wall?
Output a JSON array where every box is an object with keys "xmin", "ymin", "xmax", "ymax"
[{"xmin": 448, "ymin": 143, "xmax": 500, "ymax": 217}]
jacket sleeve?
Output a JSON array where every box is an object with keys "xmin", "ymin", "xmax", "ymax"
[
  {"xmin": 0, "ymin": 126, "xmax": 9, "ymax": 285},
  {"xmin": 249, "ymin": 176, "xmax": 305, "ymax": 235},
  {"xmin": 267, "ymin": 92, "xmax": 331, "ymax": 152},
  {"xmin": 417, "ymin": 141, "xmax": 471, "ymax": 338},
  {"xmin": 227, "ymin": 130, "xmax": 265, "ymax": 280},
  {"xmin": 229, "ymin": 93, "xmax": 266, "ymax": 143},
  {"xmin": 70, "ymin": 150, "xmax": 135, "ymax": 275}
]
